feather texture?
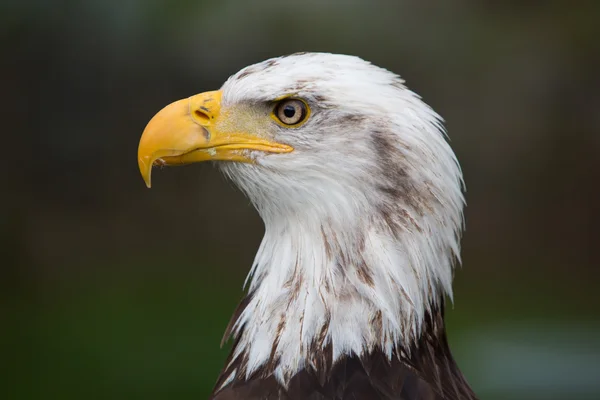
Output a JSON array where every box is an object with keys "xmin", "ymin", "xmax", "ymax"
[
  {"xmin": 212, "ymin": 304, "xmax": 475, "ymax": 400},
  {"xmin": 203, "ymin": 53, "xmax": 474, "ymax": 399}
]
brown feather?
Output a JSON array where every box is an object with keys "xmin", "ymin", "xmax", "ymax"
[{"xmin": 210, "ymin": 303, "xmax": 477, "ymax": 400}]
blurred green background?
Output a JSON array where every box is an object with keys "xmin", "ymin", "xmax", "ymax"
[{"xmin": 2, "ymin": 1, "xmax": 599, "ymax": 399}]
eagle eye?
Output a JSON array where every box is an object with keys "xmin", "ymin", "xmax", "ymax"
[{"xmin": 273, "ymin": 99, "xmax": 309, "ymax": 126}]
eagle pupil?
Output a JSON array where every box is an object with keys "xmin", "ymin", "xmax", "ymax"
[{"xmin": 283, "ymin": 105, "xmax": 296, "ymax": 118}]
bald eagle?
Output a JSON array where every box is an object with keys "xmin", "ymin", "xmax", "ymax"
[{"xmin": 138, "ymin": 53, "xmax": 476, "ymax": 400}]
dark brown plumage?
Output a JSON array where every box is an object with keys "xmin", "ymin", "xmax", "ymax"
[{"xmin": 211, "ymin": 303, "xmax": 476, "ymax": 400}]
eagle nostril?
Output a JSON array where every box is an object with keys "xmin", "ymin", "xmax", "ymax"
[{"xmin": 194, "ymin": 108, "xmax": 211, "ymax": 125}]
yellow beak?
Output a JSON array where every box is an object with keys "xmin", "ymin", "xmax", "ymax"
[{"xmin": 137, "ymin": 90, "xmax": 293, "ymax": 188}]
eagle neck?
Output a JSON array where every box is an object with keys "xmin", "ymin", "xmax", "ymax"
[{"xmin": 218, "ymin": 207, "xmax": 452, "ymax": 387}]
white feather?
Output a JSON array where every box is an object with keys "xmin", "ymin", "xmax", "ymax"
[{"xmin": 217, "ymin": 53, "xmax": 465, "ymax": 386}]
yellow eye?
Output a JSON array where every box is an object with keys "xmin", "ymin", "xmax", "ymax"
[{"xmin": 273, "ymin": 99, "xmax": 309, "ymax": 126}]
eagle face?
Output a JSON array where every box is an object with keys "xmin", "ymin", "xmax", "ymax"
[
  {"xmin": 219, "ymin": 54, "xmax": 401, "ymax": 221},
  {"xmin": 138, "ymin": 53, "xmax": 473, "ymax": 399},
  {"xmin": 139, "ymin": 53, "xmax": 462, "ymax": 229}
]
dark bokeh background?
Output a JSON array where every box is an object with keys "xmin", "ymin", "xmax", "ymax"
[{"xmin": 2, "ymin": 1, "xmax": 600, "ymax": 399}]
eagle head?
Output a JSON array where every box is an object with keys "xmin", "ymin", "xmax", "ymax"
[{"xmin": 138, "ymin": 53, "xmax": 470, "ymax": 397}]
